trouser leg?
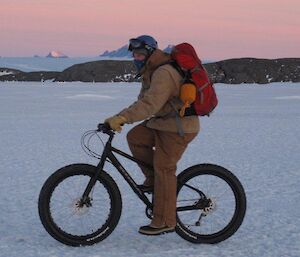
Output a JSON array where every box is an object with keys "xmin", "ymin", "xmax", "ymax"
[
  {"xmin": 151, "ymin": 131, "xmax": 198, "ymax": 228},
  {"xmin": 127, "ymin": 123, "xmax": 155, "ymax": 186}
]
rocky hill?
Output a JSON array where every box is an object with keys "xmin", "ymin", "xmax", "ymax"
[
  {"xmin": 1, "ymin": 58, "xmax": 299, "ymax": 84},
  {"xmin": 0, "ymin": 67, "xmax": 60, "ymax": 82},
  {"xmin": 205, "ymin": 58, "xmax": 300, "ymax": 84}
]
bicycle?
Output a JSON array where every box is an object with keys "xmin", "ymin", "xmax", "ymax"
[{"xmin": 38, "ymin": 123, "xmax": 247, "ymax": 246}]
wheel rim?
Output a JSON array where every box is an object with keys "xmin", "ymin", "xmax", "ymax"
[
  {"xmin": 48, "ymin": 174, "xmax": 112, "ymax": 238},
  {"xmin": 177, "ymin": 173, "xmax": 238, "ymax": 237}
]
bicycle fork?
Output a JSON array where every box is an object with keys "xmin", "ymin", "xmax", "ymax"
[{"xmin": 80, "ymin": 146, "xmax": 108, "ymax": 204}]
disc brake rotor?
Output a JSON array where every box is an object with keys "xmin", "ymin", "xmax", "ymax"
[{"xmin": 71, "ymin": 197, "xmax": 91, "ymax": 216}]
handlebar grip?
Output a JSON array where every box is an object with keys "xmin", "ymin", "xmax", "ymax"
[{"xmin": 97, "ymin": 123, "xmax": 111, "ymax": 132}]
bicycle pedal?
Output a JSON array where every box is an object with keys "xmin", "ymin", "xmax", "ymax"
[{"xmin": 138, "ymin": 185, "xmax": 154, "ymax": 193}]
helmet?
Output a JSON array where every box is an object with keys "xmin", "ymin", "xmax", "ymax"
[
  {"xmin": 128, "ymin": 35, "xmax": 158, "ymax": 53},
  {"xmin": 128, "ymin": 35, "xmax": 158, "ymax": 73}
]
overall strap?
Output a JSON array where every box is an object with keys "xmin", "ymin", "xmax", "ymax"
[{"xmin": 168, "ymin": 100, "xmax": 185, "ymax": 137}]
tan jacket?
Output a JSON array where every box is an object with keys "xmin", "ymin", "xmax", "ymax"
[{"xmin": 118, "ymin": 49, "xmax": 200, "ymax": 134}]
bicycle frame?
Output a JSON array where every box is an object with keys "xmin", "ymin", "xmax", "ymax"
[
  {"xmin": 81, "ymin": 126, "xmax": 207, "ymax": 213},
  {"xmin": 81, "ymin": 130, "xmax": 153, "ymax": 210}
]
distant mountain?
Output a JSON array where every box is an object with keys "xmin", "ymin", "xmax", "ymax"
[
  {"xmin": 163, "ymin": 45, "xmax": 174, "ymax": 53},
  {"xmin": 99, "ymin": 45, "xmax": 132, "ymax": 58},
  {"xmin": 46, "ymin": 51, "xmax": 68, "ymax": 58},
  {"xmin": 100, "ymin": 44, "xmax": 175, "ymax": 58}
]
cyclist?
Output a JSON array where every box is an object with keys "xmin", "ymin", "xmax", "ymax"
[{"xmin": 105, "ymin": 35, "xmax": 199, "ymax": 235}]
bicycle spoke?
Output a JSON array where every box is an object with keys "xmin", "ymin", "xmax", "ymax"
[
  {"xmin": 207, "ymin": 175, "xmax": 213, "ymax": 196},
  {"xmin": 51, "ymin": 206, "xmax": 72, "ymax": 216},
  {"xmin": 211, "ymin": 213, "xmax": 229, "ymax": 226},
  {"xmin": 183, "ymin": 223, "xmax": 198, "ymax": 227},
  {"xmin": 213, "ymin": 187, "xmax": 230, "ymax": 199},
  {"xmin": 55, "ymin": 210, "xmax": 77, "ymax": 223},
  {"xmin": 70, "ymin": 178, "xmax": 80, "ymax": 192},
  {"xmin": 178, "ymin": 210, "xmax": 199, "ymax": 216},
  {"xmin": 177, "ymin": 198, "xmax": 200, "ymax": 202},
  {"xmin": 61, "ymin": 189, "xmax": 75, "ymax": 201}
]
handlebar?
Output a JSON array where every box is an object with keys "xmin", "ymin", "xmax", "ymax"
[
  {"xmin": 97, "ymin": 123, "xmax": 111, "ymax": 132},
  {"xmin": 97, "ymin": 123, "xmax": 116, "ymax": 137}
]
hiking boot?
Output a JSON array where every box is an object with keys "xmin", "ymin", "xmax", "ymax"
[
  {"xmin": 138, "ymin": 225, "xmax": 175, "ymax": 236},
  {"xmin": 137, "ymin": 184, "xmax": 154, "ymax": 193}
]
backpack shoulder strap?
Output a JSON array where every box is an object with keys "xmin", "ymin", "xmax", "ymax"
[
  {"xmin": 149, "ymin": 61, "xmax": 182, "ymax": 83},
  {"xmin": 169, "ymin": 61, "xmax": 184, "ymax": 77}
]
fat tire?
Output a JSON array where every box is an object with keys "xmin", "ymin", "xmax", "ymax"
[
  {"xmin": 38, "ymin": 163, "xmax": 122, "ymax": 246},
  {"xmin": 176, "ymin": 164, "xmax": 246, "ymax": 244}
]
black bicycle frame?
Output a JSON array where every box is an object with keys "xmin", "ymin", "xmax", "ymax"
[
  {"xmin": 81, "ymin": 128, "xmax": 205, "ymax": 213},
  {"xmin": 81, "ymin": 132, "xmax": 153, "ymax": 210}
]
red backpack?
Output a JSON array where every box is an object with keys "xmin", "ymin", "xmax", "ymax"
[{"xmin": 171, "ymin": 43, "xmax": 218, "ymax": 116}]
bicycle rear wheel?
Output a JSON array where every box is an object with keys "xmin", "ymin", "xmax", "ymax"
[
  {"xmin": 176, "ymin": 164, "xmax": 246, "ymax": 244},
  {"xmin": 38, "ymin": 163, "xmax": 122, "ymax": 246}
]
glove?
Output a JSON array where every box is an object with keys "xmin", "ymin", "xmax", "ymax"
[{"xmin": 104, "ymin": 115, "xmax": 127, "ymax": 132}]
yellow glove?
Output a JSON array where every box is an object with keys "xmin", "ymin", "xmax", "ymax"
[{"xmin": 104, "ymin": 115, "xmax": 127, "ymax": 132}]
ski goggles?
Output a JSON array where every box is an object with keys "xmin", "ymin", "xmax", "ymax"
[
  {"xmin": 128, "ymin": 38, "xmax": 145, "ymax": 51},
  {"xmin": 128, "ymin": 38, "xmax": 153, "ymax": 51}
]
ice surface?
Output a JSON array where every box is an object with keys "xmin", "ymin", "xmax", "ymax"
[
  {"xmin": 0, "ymin": 82, "xmax": 299, "ymax": 257},
  {"xmin": 65, "ymin": 93, "xmax": 115, "ymax": 100},
  {"xmin": 274, "ymin": 96, "xmax": 300, "ymax": 100}
]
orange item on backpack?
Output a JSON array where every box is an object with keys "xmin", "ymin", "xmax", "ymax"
[{"xmin": 179, "ymin": 83, "xmax": 196, "ymax": 117}]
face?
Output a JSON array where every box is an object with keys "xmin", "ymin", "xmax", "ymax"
[{"xmin": 133, "ymin": 52, "xmax": 146, "ymax": 61}]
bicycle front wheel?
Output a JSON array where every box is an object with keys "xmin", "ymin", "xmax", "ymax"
[
  {"xmin": 38, "ymin": 164, "xmax": 122, "ymax": 246},
  {"xmin": 176, "ymin": 164, "xmax": 246, "ymax": 244}
]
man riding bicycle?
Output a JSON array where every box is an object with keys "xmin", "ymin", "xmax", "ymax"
[{"xmin": 105, "ymin": 35, "xmax": 199, "ymax": 235}]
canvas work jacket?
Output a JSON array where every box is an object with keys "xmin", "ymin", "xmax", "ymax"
[{"xmin": 118, "ymin": 49, "xmax": 200, "ymax": 134}]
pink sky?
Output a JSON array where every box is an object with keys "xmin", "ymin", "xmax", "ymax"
[{"xmin": 0, "ymin": 0, "xmax": 299, "ymax": 60}]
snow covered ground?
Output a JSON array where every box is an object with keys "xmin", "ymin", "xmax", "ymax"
[
  {"xmin": 0, "ymin": 82, "xmax": 299, "ymax": 257},
  {"xmin": 0, "ymin": 70, "xmax": 13, "ymax": 76}
]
